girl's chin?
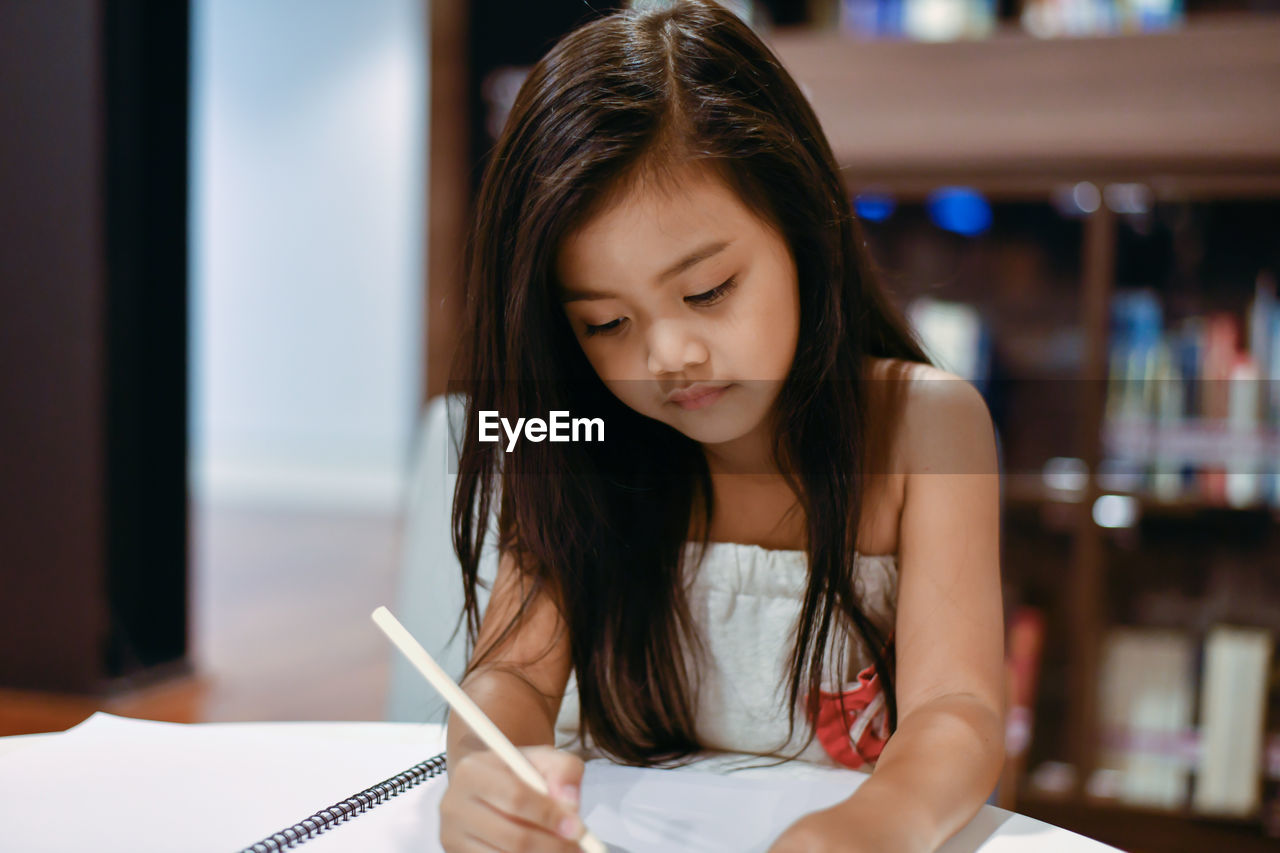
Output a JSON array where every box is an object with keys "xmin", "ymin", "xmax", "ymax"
[{"xmin": 662, "ymin": 415, "xmax": 757, "ymax": 447}]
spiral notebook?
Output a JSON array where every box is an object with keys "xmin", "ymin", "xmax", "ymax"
[
  {"xmin": 0, "ymin": 713, "xmax": 1118, "ymax": 852},
  {"xmin": 0, "ymin": 713, "xmax": 453, "ymax": 853},
  {"xmin": 238, "ymin": 750, "xmax": 447, "ymax": 851}
]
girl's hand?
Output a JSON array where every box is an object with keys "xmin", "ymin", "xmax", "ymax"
[
  {"xmin": 766, "ymin": 801, "xmax": 928, "ymax": 853},
  {"xmin": 440, "ymin": 745, "xmax": 587, "ymax": 853}
]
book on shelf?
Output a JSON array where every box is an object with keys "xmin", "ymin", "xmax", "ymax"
[
  {"xmin": 1197, "ymin": 312, "xmax": 1238, "ymax": 504},
  {"xmin": 838, "ymin": 0, "xmax": 997, "ymax": 41},
  {"xmin": 999, "ymin": 606, "xmax": 1046, "ymax": 807},
  {"xmin": 1106, "ymin": 288, "xmax": 1162, "ymax": 423},
  {"xmin": 1266, "ymin": 272, "xmax": 1280, "ymax": 418},
  {"xmin": 1094, "ymin": 627, "xmax": 1196, "ymax": 810},
  {"xmin": 1263, "ymin": 651, "xmax": 1280, "ymax": 837},
  {"xmin": 1150, "ymin": 337, "xmax": 1185, "ymax": 502},
  {"xmin": 907, "ymin": 295, "xmax": 992, "ymax": 394},
  {"xmin": 1247, "ymin": 270, "xmax": 1275, "ymax": 390},
  {"xmin": 1226, "ymin": 355, "xmax": 1263, "ymax": 508},
  {"xmin": 1259, "ymin": 271, "xmax": 1280, "ymax": 507},
  {"xmin": 1006, "ymin": 606, "xmax": 1046, "ymax": 763},
  {"xmin": 1103, "ymin": 272, "xmax": 1280, "ymax": 508},
  {"xmin": 1020, "ymin": 0, "xmax": 1183, "ymax": 38},
  {"xmin": 1091, "ymin": 624, "xmax": 1279, "ymax": 818},
  {"xmin": 1193, "ymin": 624, "xmax": 1274, "ymax": 818}
]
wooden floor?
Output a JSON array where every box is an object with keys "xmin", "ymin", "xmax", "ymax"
[{"xmin": 0, "ymin": 504, "xmax": 402, "ymax": 737}]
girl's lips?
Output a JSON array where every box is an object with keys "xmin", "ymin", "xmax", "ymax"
[{"xmin": 669, "ymin": 384, "xmax": 731, "ymax": 410}]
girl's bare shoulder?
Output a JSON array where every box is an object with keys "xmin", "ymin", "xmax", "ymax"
[
  {"xmin": 858, "ymin": 358, "xmax": 996, "ymax": 553},
  {"xmin": 860, "ymin": 356, "xmax": 937, "ymax": 472},
  {"xmin": 863, "ymin": 357, "xmax": 992, "ymax": 479},
  {"xmin": 893, "ymin": 361, "xmax": 998, "ymax": 475},
  {"xmin": 866, "ymin": 356, "xmax": 978, "ymax": 410},
  {"xmin": 864, "ymin": 355, "xmax": 944, "ymax": 384}
]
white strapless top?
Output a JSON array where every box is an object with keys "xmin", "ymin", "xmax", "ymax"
[{"xmin": 554, "ymin": 541, "xmax": 899, "ymax": 766}]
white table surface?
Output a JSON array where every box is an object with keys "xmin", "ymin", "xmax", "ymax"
[{"xmin": 0, "ymin": 718, "xmax": 1119, "ymax": 852}]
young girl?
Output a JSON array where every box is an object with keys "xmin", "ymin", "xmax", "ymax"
[{"xmin": 440, "ymin": 2, "xmax": 1004, "ymax": 851}]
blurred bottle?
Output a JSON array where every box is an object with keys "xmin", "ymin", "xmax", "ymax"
[
  {"xmin": 905, "ymin": 0, "xmax": 996, "ymax": 39},
  {"xmin": 1021, "ymin": 0, "xmax": 1183, "ymax": 38},
  {"xmin": 632, "ymin": 0, "xmax": 757, "ymax": 26},
  {"xmin": 1225, "ymin": 355, "xmax": 1261, "ymax": 508},
  {"xmin": 841, "ymin": 0, "xmax": 995, "ymax": 38}
]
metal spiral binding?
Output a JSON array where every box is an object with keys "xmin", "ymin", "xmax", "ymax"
[{"xmin": 238, "ymin": 751, "xmax": 448, "ymax": 852}]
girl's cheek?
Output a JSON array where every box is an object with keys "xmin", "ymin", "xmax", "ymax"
[{"xmin": 586, "ymin": 351, "xmax": 632, "ymax": 386}]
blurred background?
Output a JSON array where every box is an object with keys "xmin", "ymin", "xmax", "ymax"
[{"xmin": 1, "ymin": 1, "xmax": 1279, "ymax": 850}]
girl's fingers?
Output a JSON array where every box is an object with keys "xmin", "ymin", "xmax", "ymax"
[
  {"xmin": 457, "ymin": 834, "xmax": 504, "ymax": 853},
  {"xmin": 524, "ymin": 747, "xmax": 586, "ymax": 807},
  {"xmin": 463, "ymin": 795, "xmax": 581, "ymax": 853},
  {"xmin": 477, "ymin": 760, "xmax": 583, "ymax": 840},
  {"xmin": 440, "ymin": 748, "xmax": 588, "ymax": 852},
  {"xmin": 442, "ymin": 794, "xmax": 570, "ymax": 853},
  {"xmin": 443, "ymin": 750, "xmax": 583, "ymax": 848}
]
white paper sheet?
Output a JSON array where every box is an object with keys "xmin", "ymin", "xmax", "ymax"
[
  {"xmin": 0, "ymin": 714, "xmax": 1118, "ymax": 853},
  {"xmin": 0, "ymin": 713, "xmax": 446, "ymax": 853},
  {"xmin": 577, "ymin": 762, "xmax": 859, "ymax": 852},
  {"xmin": 571, "ymin": 763, "xmax": 1116, "ymax": 853}
]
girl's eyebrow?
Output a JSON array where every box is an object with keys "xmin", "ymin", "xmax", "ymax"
[{"xmin": 560, "ymin": 238, "xmax": 733, "ymax": 303}]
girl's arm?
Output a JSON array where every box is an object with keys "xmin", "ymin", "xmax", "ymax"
[
  {"xmin": 441, "ymin": 551, "xmax": 587, "ymax": 853},
  {"xmin": 447, "ymin": 549, "xmax": 574, "ymax": 761},
  {"xmin": 772, "ymin": 371, "xmax": 1006, "ymax": 853},
  {"xmin": 856, "ymin": 372, "xmax": 1006, "ymax": 848}
]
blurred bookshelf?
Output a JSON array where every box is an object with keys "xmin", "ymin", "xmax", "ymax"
[
  {"xmin": 759, "ymin": 8, "xmax": 1280, "ymax": 851},
  {"xmin": 434, "ymin": 3, "xmax": 1280, "ymax": 850},
  {"xmin": 766, "ymin": 12, "xmax": 1280, "ymax": 196}
]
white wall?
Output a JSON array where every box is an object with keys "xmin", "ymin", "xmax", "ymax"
[{"xmin": 190, "ymin": 0, "xmax": 428, "ymax": 510}]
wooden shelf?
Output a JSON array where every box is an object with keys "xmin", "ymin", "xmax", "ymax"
[
  {"xmin": 1005, "ymin": 473, "xmax": 1280, "ymax": 521},
  {"xmin": 766, "ymin": 15, "xmax": 1280, "ymax": 198},
  {"xmin": 1110, "ymin": 495, "xmax": 1280, "ymax": 520},
  {"xmin": 1019, "ymin": 794, "xmax": 1280, "ymax": 853},
  {"xmin": 1005, "ymin": 474, "xmax": 1086, "ymax": 505},
  {"xmin": 1104, "ymin": 418, "xmax": 1280, "ymax": 467}
]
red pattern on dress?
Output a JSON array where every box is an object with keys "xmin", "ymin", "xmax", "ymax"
[{"xmin": 808, "ymin": 641, "xmax": 893, "ymax": 769}]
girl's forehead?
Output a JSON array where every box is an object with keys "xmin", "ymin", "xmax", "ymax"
[{"xmin": 556, "ymin": 167, "xmax": 757, "ymax": 281}]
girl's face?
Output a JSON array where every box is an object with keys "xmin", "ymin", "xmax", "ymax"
[{"xmin": 556, "ymin": 164, "xmax": 800, "ymax": 456}]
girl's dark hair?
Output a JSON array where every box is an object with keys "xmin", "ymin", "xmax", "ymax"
[{"xmin": 451, "ymin": 0, "xmax": 932, "ymax": 765}]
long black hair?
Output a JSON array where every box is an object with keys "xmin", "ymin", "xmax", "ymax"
[{"xmin": 451, "ymin": 0, "xmax": 932, "ymax": 765}]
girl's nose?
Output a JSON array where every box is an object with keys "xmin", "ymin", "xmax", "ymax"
[{"xmin": 645, "ymin": 319, "xmax": 708, "ymax": 376}]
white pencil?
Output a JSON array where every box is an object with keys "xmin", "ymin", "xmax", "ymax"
[{"xmin": 372, "ymin": 605, "xmax": 608, "ymax": 853}]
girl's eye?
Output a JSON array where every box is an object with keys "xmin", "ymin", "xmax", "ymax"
[
  {"xmin": 686, "ymin": 276, "xmax": 738, "ymax": 306},
  {"xmin": 581, "ymin": 277, "xmax": 737, "ymax": 338},
  {"xmin": 584, "ymin": 318, "xmax": 624, "ymax": 338}
]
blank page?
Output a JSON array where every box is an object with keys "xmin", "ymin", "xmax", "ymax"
[
  {"xmin": 0, "ymin": 714, "xmax": 1117, "ymax": 852},
  {"xmin": 0, "ymin": 713, "xmax": 446, "ymax": 853}
]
